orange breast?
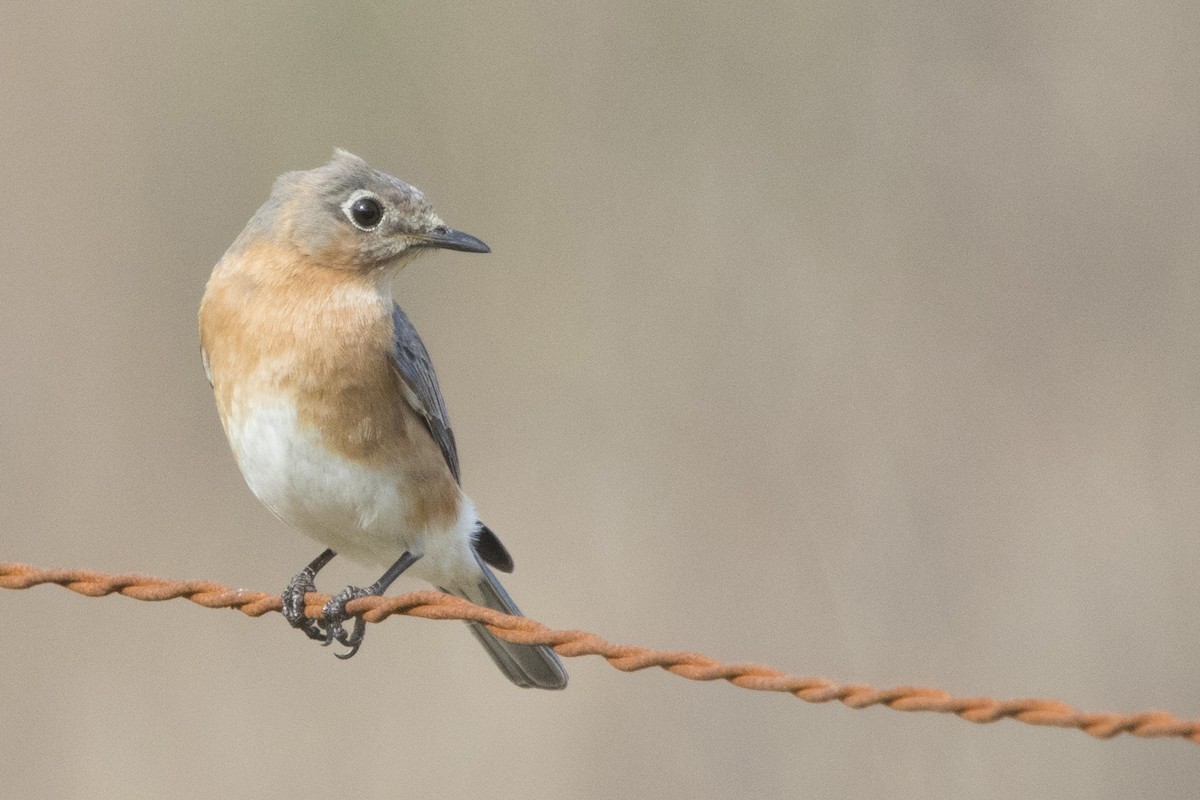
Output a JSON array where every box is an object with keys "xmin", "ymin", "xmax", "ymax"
[{"xmin": 199, "ymin": 239, "xmax": 460, "ymax": 532}]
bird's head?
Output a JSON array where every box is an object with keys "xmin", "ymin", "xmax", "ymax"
[{"xmin": 245, "ymin": 149, "xmax": 489, "ymax": 273}]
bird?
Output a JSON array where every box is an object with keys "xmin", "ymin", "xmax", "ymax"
[{"xmin": 198, "ymin": 150, "xmax": 567, "ymax": 689}]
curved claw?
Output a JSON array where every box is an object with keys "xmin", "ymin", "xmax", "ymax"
[
  {"xmin": 282, "ymin": 572, "xmax": 325, "ymax": 642},
  {"xmin": 334, "ymin": 621, "xmax": 366, "ymax": 660},
  {"xmin": 281, "ymin": 550, "xmax": 414, "ymax": 659},
  {"xmin": 320, "ymin": 586, "xmax": 371, "ymax": 659}
]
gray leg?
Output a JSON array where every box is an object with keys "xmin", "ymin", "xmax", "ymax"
[
  {"xmin": 321, "ymin": 551, "xmax": 422, "ymax": 659},
  {"xmin": 282, "ymin": 548, "xmax": 336, "ymax": 641}
]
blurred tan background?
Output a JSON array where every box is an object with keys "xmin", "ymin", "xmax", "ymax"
[{"xmin": 2, "ymin": 2, "xmax": 1198, "ymax": 797}]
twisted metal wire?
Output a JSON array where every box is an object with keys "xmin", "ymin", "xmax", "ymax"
[{"xmin": 2, "ymin": 561, "xmax": 1195, "ymax": 745}]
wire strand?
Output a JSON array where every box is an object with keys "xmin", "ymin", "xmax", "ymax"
[{"xmin": 2, "ymin": 561, "xmax": 1195, "ymax": 745}]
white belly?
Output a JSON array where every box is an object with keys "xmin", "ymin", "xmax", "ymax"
[{"xmin": 225, "ymin": 397, "xmax": 478, "ymax": 586}]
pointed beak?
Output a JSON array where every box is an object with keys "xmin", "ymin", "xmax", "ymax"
[{"xmin": 414, "ymin": 226, "xmax": 490, "ymax": 254}]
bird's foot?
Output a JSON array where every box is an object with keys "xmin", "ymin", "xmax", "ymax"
[
  {"xmin": 282, "ymin": 570, "xmax": 326, "ymax": 642},
  {"xmin": 321, "ymin": 585, "xmax": 372, "ymax": 659}
]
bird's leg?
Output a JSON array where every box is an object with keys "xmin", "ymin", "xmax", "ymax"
[
  {"xmin": 322, "ymin": 551, "xmax": 422, "ymax": 659},
  {"xmin": 282, "ymin": 548, "xmax": 336, "ymax": 642}
]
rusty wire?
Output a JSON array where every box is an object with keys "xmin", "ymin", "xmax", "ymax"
[{"xmin": 2, "ymin": 560, "xmax": 1196, "ymax": 746}]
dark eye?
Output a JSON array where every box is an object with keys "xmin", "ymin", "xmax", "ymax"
[{"xmin": 348, "ymin": 196, "xmax": 383, "ymax": 229}]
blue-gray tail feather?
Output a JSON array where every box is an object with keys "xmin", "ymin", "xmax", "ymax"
[{"xmin": 442, "ymin": 553, "xmax": 568, "ymax": 690}]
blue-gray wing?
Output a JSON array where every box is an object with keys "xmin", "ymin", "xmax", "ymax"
[{"xmin": 389, "ymin": 303, "xmax": 460, "ymax": 483}]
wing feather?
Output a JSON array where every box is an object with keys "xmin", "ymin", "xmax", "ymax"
[{"xmin": 388, "ymin": 303, "xmax": 460, "ymax": 483}]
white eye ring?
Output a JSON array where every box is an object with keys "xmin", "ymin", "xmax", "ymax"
[{"xmin": 342, "ymin": 190, "xmax": 385, "ymax": 231}]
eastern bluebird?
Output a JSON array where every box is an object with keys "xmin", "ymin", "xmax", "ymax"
[{"xmin": 199, "ymin": 150, "xmax": 567, "ymax": 689}]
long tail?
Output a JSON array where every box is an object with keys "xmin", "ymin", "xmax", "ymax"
[{"xmin": 442, "ymin": 551, "xmax": 568, "ymax": 690}]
